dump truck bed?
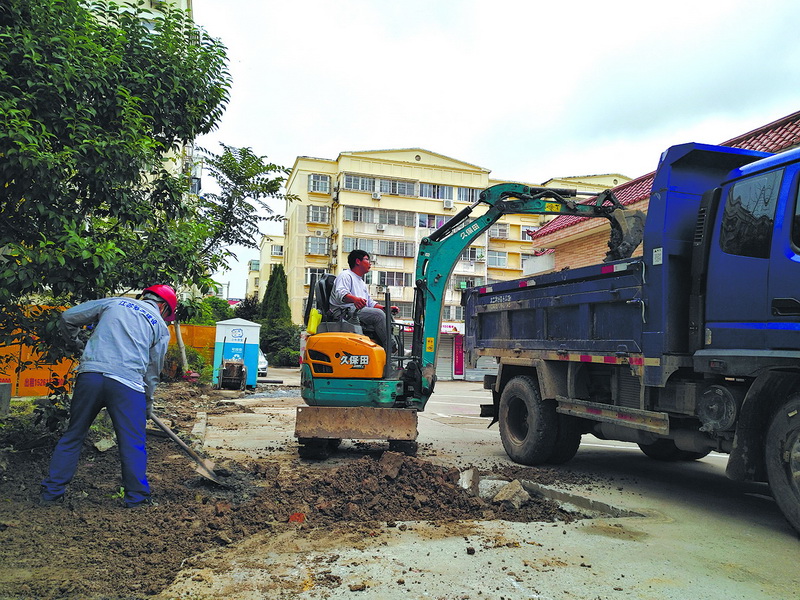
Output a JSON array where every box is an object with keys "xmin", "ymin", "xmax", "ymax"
[{"xmin": 464, "ymin": 257, "xmax": 646, "ymax": 357}]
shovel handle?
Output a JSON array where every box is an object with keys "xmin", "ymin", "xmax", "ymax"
[{"xmin": 149, "ymin": 413, "xmax": 215, "ymax": 469}]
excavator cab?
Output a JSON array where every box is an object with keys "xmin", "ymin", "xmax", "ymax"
[{"xmin": 303, "ymin": 274, "xmax": 387, "ymax": 379}]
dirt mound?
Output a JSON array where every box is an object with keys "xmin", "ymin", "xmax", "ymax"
[{"xmin": 0, "ymin": 384, "xmax": 583, "ymax": 599}]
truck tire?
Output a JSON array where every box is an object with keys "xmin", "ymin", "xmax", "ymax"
[
  {"xmin": 547, "ymin": 414, "xmax": 582, "ymax": 464},
  {"xmin": 499, "ymin": 376, "xmax": 557, "ymax": 465},
  {"xmin": 765, "ymin": 395, "xmax": 800, "ymax": 533},
  {"xmin": 637, "ymin": 439, "xmax": 710, "ymax": 461}
]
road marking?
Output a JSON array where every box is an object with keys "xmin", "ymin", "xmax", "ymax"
[{"xmin": 427, "ymin": 401, "xmax": 482, "ymax": 407}]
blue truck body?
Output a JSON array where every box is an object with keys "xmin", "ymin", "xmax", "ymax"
[{"xmin": 464, "ymin": 142, "xmax": 800, "ymax": 532}]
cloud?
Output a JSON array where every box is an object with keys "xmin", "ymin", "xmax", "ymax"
[{"xmin": 193, "ymin": 0, "xmax": 800, "ymax": 294}]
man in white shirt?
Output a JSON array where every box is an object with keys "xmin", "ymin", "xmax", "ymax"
[{"xmin": 330, "ymin": 250, "xmax": 397, "ymax": 349}]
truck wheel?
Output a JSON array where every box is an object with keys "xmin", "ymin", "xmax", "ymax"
[
  {"xmin": 547, "ymin": 414, "xmax": 582, "ymax": 464},
  {"xmin": 637, "ymin": 439, "xmax": 710, "ymax": 461},
  {"xmin": 677, "ymin": 448, "xmax": 711, "ymax": 461},
  {"xmin": 765, "ymin": 395, "xmax": 800, "ymax": 533},
  {"xmin": 499, "ymin": 376, "xmax": 557, "ymax": 465},
  {"xmin": 638, "ymin": 439, "xmax": 684, "ymax": 461}
]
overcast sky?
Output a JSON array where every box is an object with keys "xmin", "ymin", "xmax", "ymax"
[{"xmin": 192, "ymin": 0, "xmax": 800, "ymax": 297}]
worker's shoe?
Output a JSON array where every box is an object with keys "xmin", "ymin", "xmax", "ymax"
[
  {"xmin": 38, "ymin": 494, "xmax": 64, "ymax": 507},
  {"xmin": 124, "ymin": 497, "xmax": 157, "ymax": 508}
]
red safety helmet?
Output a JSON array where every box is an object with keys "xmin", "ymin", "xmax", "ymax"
[{"xmin": 142, "ymin": 284, "xmax": 178, "ymax": 322}]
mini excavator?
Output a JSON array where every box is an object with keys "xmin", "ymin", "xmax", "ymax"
[{"xmin": 295, "ymin": 182, "xmax": 645, "ymax": 458}]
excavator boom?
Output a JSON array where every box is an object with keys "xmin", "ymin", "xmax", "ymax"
[{"xmin": 406, "ymin": 183, "xmax": 644, "ymax": 408}]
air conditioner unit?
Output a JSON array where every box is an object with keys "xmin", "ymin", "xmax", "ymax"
[
  {"xmin": 331, "ymin": 257, "xmax": 338, "ymax": 265},
  {"xmin": 376, "ymin": 223, "xmax": 386, "ymax": 231},
  {"xmin": 443, "ymin": 198, "xmax": 455, "ymax": 210},
  {"xmin": 331, "ymin": 227, "xmax": 338, "ymax": 235},
  {"xmin": 372, "ymin": 192, "xmax": 382, "ymax": 200},
  {"xmin": 331, "ymin": 243, "xmax": 338, "ymax": 252}
]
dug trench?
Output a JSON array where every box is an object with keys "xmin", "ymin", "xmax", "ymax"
[{"xmin": 0, "ymin": 382, "xmax": 606, "ymax": 600}]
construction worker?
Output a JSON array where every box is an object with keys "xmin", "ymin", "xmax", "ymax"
[
  {"xmin": 39, "ymin": 285, "xmax": 177, "ymax": 508},
  {"xmin": 330, "ymin": 249, "xmax": 398, "ymax": 350}
]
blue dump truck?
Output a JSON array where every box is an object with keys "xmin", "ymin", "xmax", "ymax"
[{"xmin": 464, "ymin": 142, "xmax": 800, "ymax": 532}]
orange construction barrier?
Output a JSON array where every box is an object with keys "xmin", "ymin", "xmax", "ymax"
[{"xmin": 3, "ymin": 323, "xmax": 217, "ymax": 397}]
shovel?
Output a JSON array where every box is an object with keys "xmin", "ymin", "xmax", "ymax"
[{"xmin": 149, "ymin": 412, "xmax": 226, "ymax": 485}]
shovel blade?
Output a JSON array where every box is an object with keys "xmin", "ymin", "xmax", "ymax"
[{"xmin": 149, "ymin": 413, "xmax": 226, "ymax": 486}]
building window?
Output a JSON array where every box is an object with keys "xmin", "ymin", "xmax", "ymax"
[
  {"xmin": 378, "ymin": 240, "xmax": 415, "ymax": 257},
  {"xmin": 457, "ymin": 187, "xmax": 481, "ymax": 203},
  {"xmin": 394, "ymin": 302, "xmax": 413, "ymax": 319},
  {"xmin": 271, "ymin": 244, "xmax": 284, "ymax": 257},
  {"xmin": 488, "ymin": 250, "xmax": 507, "ymax": 268},
  {"xmin": 377, "ymin": 271, "xmax": 413, "ymax": 287},
  {"xmin": 379, "ymin": 179, "xmax": 416, "ymax": 196},
  {"xmin": 420, "ymin": 183, "xmax": 453, "ymax": 200},
  {"xmin": 460, "ymin": 247, "xmax": 482, "ymax": 262},
  {"xmin": 452, "ymin": 275, "xmax": 483, "ymax": 290},
  {"xmin": 445, "ymin": 305, "xmax": 464, "ymax": 320},
  {"xmin": 378, "ymin": 209, "xmax": 415, "ymax": 227},
  {"xmin": 343, "ymin": 174, "xmax": 376, "ymax": 192},
  {"xmin": 488, "ymin": 223, "xmax": 509, "ymax": 239},
  {"xmin": 521, "ymin": 226, "xmax": 538, "ymax": 241},
  {"xmin": 306, "ymin": 236, "xmax": 329, "ymax": 255},
  {"xmin": 343, "ymin": 238, "xmax": 415, "ymax": 257},
  {"xmin": 343, "ymin": 206, "xmax": 375, "ymax": 223},
  {"xmin": 308, "ymin": 174, "xmax": 330, "ymax": 194},
  {"xmin": 254, "ymin": 277, "xmax": 259, "ymax": 287},
  {"xmin": 307, "ymin": 205, "xmax": 330, "ymax": 224},
  {"xmin": 305, "ymin": 267, "xmax": 327, "ymax": 285},
  {"xmin": 720, "ymin": 169, "xmax": 782, "ymax": 259},
  {"xmin": 418, "ymin": 213, "xmax": 448, "ymax": 229},
  {"xmin": 247, "ymin": 259, "xmax": 260, "ymax": 271}
]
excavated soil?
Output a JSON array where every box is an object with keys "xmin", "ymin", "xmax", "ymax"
[{"xmin": 0, "ymin": 383, "xmax": 590, "ymax": 599}]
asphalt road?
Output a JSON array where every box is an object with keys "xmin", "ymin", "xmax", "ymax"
[{"xmin": 165, "ymin": 370, "xmax": 800, "ymax": 600}]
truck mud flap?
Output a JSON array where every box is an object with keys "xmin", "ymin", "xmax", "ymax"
[{"xmin": 294, "ymin": 406, "xmax": 418, "ymax": 441}]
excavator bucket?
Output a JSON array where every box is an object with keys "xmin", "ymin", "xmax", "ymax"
[{"xmin": 605, "ymin": 208, "xmax": 646, "ymax": 262}]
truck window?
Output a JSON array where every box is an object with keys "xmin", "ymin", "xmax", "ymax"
[
  {"xmin": 719, "ymin": 169, "xmax": 783, "ymax": 259},
  {"xmin": 793, "ymin": 181, "xmax": 800, "ymax": 249}
]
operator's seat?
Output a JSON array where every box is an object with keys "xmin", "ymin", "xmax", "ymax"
[{"xmin": 314, "ymin": 274, "xmax": 364, "ymax": 335}]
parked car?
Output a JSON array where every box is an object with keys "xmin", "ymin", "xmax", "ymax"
[{"xmin": 258, "ymin": 350, "xmax": 268, "ymax": 378}]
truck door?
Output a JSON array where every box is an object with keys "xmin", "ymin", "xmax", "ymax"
[
  {"xmin": 766, "ymin": 166, "xmax": 800, "ymax": 349},
  {"xmin": 705, "ymin": 167, "xmax": 785, "ymax": 349}
]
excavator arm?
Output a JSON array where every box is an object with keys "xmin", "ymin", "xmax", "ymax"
[{"xmin": 404, "ymin": 183, "xmax": 644, "ymax": 408}]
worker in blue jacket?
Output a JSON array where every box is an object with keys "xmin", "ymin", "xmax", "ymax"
[{"xmin": 39, "ymin": 285, "xmax": 177, "ymax": 508}]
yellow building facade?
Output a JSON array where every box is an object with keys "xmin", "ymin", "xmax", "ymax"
[
  {"xmin": 248, "ymin": 234, "xmax": 286, "ymax": 299},
  {"xmin": 282, "ymin": 148, "xmax": 629, "ymax": 327}
]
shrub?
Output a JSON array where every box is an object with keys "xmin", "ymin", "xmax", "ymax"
[
  {"xmin": 162, "ymin": 345, "xmax": 207, "ymax": 382},
  {"xmin": 269, "ymin": 347, "xmax": 300, "ymax": 367}
]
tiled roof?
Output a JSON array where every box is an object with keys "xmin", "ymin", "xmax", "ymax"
[{"xmin": 531, "ymin": 110, "xmax": 800, "ymax": 240}]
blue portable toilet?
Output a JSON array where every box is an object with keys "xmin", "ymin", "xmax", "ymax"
[{"xmin": 213, "ymin": 318, "xmax": 261, "ymax": 389}]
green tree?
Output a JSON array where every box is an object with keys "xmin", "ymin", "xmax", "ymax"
[
  {"xmin": 0, "ymin": 0, "xmax": 231, "ymax": 358},
  {"xmin": 185, "ymin": 295, "xmax": 233, "ymax": 325},
  {"xmin": 258, "ymin": 264, "xmax": 298, "ymax": 359},
  {"xmin": 233, "ymin": 295, "xmax": 261, "ymax": 322},
  {"xmin": 261, "ymin": 264, "xmax": 291, "ymax": 327},
  {"xmin": 198, "ymin": 144, "xmax": 290, "ymax": 261}
]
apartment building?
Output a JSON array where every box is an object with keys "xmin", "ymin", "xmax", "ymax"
[
  {"xmin": 281, "ymin": 148, "xmax": 627, "ymax": 380},
  {"xmin": 248, "ymin": 234, "xmax": 285, "ymax": 299}
]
